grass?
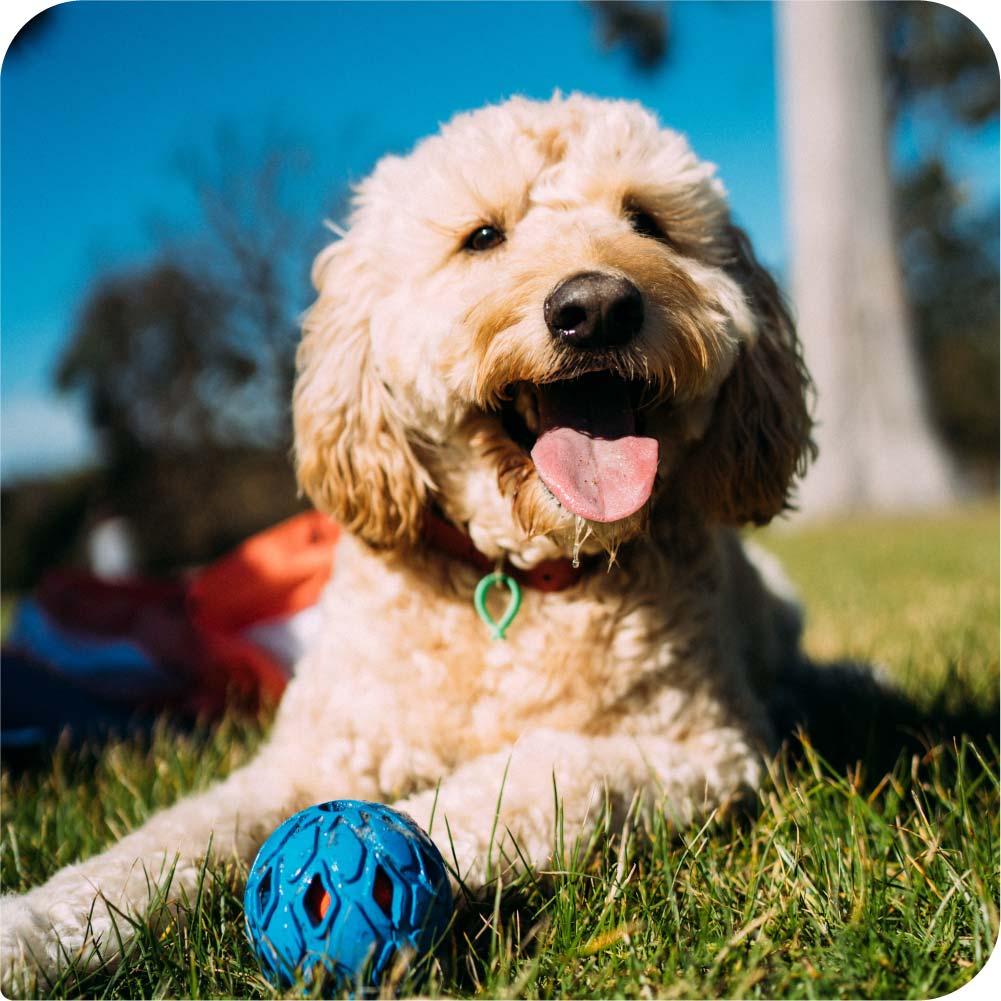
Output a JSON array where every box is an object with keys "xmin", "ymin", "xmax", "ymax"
[{"xmin": 2, "ymin": 504, "xmax": 998, "ymax": 999}]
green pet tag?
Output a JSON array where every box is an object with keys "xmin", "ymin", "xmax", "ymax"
[{"xmin": 474, "ymin": 571, "xmax": 522, "ymax": 640}]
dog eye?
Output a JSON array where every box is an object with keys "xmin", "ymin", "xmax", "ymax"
[
  {"xmin": 463, "ymin": 225, "xmax": 506, "ymax": 252},
  {"xmin": 627, "ymin": 208, "xmax": 668, "ymax": 242}
]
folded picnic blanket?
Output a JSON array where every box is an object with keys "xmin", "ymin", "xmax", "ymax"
[{"xmin": 2, "ymin": 512, "xmax": 339, "ymax": 747}]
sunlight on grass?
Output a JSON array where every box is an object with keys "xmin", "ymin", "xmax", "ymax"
[{"xmin": 758, "ymin": 502, "xmax": 999, "ymax": 702}]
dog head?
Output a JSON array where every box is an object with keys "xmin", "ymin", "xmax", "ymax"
[{"xmin": 294, "ymin": 94, "xmax": 814, "ymax": 566}]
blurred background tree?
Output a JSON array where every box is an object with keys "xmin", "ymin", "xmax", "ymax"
[
  {"xmin": 59, "ymin": 131, "xmax": 317, "ymax": 459},
  {"xmin": 58, "ymin": 263, "xmax": 240, "ymax": 459},
  {"xmin": 885, "ymin": 2, "xmax": 1000, "ymax": 487},
  {"xmin": 779, "ymin": 0, "xmax": 958, "ymax": 515},
  {"xmin": 587, "ymin": 0, "xmax": 670, "ymax": 71},
  {"xmin": 2, "ymin": 133, "xmax": 325, "ymax": 586}
]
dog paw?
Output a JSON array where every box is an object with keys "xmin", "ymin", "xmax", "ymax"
[
  {"xmin": 0, "ymin": 894, "xmax": 52, "ymax": 996},
  {"xmin": 0, "ymin": 888, "xmax": 110, "ymax": 994},
  {"xmin": 394, "ymin": 791, "xmax": 507, "ymax": 892}
]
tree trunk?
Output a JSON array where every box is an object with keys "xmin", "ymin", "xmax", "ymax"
[{"xmin": 777, "ymin": 0, "xmax": 957, "ymax": 517}]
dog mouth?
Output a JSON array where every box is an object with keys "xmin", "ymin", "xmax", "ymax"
[{"xmin": 498, "ymin": 371, "xmax": 661, "ymax": 524}]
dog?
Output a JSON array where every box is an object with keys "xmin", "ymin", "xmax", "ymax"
[{"xmin": 1, "ymin": 93, "xmax": 815, "ymax": 991}]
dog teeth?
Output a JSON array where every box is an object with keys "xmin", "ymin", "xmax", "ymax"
[{"xmin": 513, "ymin": 384, "xmax": 539, "ymax": 433}]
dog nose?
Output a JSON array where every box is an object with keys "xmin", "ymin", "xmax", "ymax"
[{"xmin": 544, "ymin": 271, "xmax": 644, "ymax": 349}]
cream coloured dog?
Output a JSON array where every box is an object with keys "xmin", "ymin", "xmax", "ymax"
[{"xmin": 1, "ymin": 93, "xmax": 815, "ymax": 991}]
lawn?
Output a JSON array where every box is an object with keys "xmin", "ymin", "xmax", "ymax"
[{"xmin": 2, "ymin": 505, "xmax": 998, "ymax": 999}]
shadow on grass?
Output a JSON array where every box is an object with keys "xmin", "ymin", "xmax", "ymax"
[{"xmin": 770, "ymin": 654, "xmax": 999, "ymax": 782}]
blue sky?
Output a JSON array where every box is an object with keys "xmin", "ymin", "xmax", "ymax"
[{"xmin": 1, "ymin": 1, "xmax": 997, "ymax": 480}]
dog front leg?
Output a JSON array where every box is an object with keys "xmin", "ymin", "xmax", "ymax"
[
  {"xmin": 1, "ymin": 751, "xmax": 287, "ymax": 993},
  {"xmin": 0, "ymin": 731, "xmax": 378, "ymax": 994},
  {"xmin": 394, "ymin": 726, "xmax": 762, "ymax": 890}
]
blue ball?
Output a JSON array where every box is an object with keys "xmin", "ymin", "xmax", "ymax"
[{"xmin": 244, "ymin": 800, "xmax": 453, "ymax": 993}]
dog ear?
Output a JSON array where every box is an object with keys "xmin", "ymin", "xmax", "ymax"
[
  {"xmin": 293, "ymin": 237, "xmax": 431, "ymax": 547},
  {"xmin": 678, "ymin": 225, "xmax": 816, "ymax": 525}
]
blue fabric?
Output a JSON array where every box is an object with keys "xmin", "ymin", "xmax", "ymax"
[{"xmin": 6, "ymin": 599, "xmax": 178, "ymax": 697}]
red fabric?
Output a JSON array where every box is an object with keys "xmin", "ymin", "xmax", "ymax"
[
  {"xmin": 186, "ymin": 512, "xmax": 339, "ymax": 705},
  {"xmin": 34, "ymin": 571, "xmax": 203, "ymax": 693},
  {"xmin": 37, "ymin": 572, "xmax": 186, "ymax": 636},
  {"xmin": 188, "ymin": 628, "xmax": 290, "ymax": 709},
  {"xmin": 187, "ymin": 511, "xmax": 339, "ymax": 631},
  {"xmin": 25, "ymin": 512, "xmax": 341, "ymax": 713}
]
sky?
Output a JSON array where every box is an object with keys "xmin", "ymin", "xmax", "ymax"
[{"xmin": 1, "ymin": 1, "xmax": 998, "ymax": 480}]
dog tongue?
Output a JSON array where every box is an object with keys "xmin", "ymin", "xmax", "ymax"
[{"xmin": 530, "ymin": 374, "xmax": 659, "ymax": 523}]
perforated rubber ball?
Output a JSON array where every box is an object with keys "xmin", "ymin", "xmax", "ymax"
[{"xmin": 244, "ymin": 800, "xmax": 453, "ymax": 993}]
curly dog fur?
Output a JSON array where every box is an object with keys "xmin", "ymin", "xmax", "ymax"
[{"xmin": 1, "ymin": 93, "xmax": 816, "ymax": 991}]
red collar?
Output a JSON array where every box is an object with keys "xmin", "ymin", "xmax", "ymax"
[{"xmin": 421, "ymin": 509, "xmax": 590, "ymax": 593}]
